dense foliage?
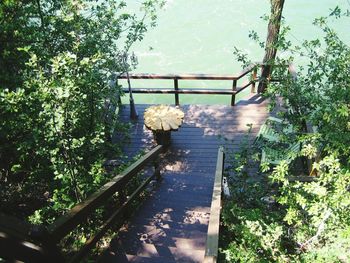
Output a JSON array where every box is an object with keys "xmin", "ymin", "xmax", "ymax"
[
  {"xmin": 221, "ymin": 7, "xmax": 350, "ymax": 262},
  {"xmin": 0, "ymin": 0, "xmax": 162, "ymax": 223}
]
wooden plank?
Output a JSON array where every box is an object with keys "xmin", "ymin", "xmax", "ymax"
[
  {"xmin": 122, "ymin": 85, "xmax": 265, "ymax": 96},
  {"xmin": 0, "ymin": 234, "xmax": 47, "ymax": 263},
  {"xmin": 0, "ymin": 214, "xmax": 64, "ymax": 262},
  {"xmin": 122, "ymin": 88, "xmax": 237, "ymax": 95},
  {"xmin": 119, "ymin": 73, "xmax": 239, "ymax": 80},
  {"xmin": 103, "ymin": 103, "xmax": 269, "ymax": 262},
  {"xmin": 121, "ymin": 119, "xmax": 267, "ymax": 127},
  {"xmin": 0, "ymin": 213, "xmax": 45, "ymax": 262},
  {"xmin": 118, "ymin": 64, "xmax": 256, "ymax": 81},
  {"xmin": 204, "ymin": 147, "xmax": 225, "ymax": 263},
  {"xmin": 234, "ymin": 63, "xmax": 257, "ymax": 79},
  {"xmin": 129, "ymin": 132, "xmax": 259, "ymax": 139},
  {"xmin": 0, "ymin": 213, "xmax": 33, "ymax": 238},
  {"xmin": 119, "ymin": 104, "xmax": 268, "ymax": 113},
  {"xmin": 235, "ymin": 81, "xmax": 254, "ymax": 94},
  {"xmin": 70, "ymin": 173, "xmax": 157, "ymax": 263},
  {"xmin": 48, "ymin": 145, "xmax": 163, "ymax": 242}
]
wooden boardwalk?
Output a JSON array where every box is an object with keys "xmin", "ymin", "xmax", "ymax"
[{"xmin": 100, "ymin": 94, "xmax": 269, "ymax": 262}]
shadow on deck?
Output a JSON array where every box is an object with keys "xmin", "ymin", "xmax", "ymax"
[{"xmin": 100, "ymin": 94, "xmax": 269, "ymax": 263}]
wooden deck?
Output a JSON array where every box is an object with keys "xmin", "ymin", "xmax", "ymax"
[{"xmin": 100, "ymin": 94, "xmax": 269, "ymax": 263}]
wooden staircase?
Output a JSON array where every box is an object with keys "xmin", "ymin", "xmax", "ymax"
[{"xmin": 99, "ymin": 97, "xmax": 269, "ymax": 262}]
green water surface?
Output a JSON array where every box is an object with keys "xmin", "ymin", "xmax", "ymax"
[{"xmin": 121, "ymin": 0, "xmax": 350, "ymax": 105}]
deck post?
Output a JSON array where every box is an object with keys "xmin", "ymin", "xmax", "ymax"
[
  {"xmin": 154, "ymin": 157, "xmax": 161, "ymax": 181},
  {"xmin": 258, "ymin": 64, "xmax": 266, "ymax": 93},
  {"xmin": 174, "ymin": 78, "xmax": 179, "ymax": 105},
  {"xmin": 115, "ymin": 79, "xmax": 122, "ymax": 105},
  {"xmin": 231, "ymin": 80, "xmax": 237, "ymax": 106},
  {"xmin": 32, "ymin": 226, "xmax": 64, "ymax": 263},
  {"xmin": 118, "ymin": 189, "xmax": 126, "ymax": 206},
  {"xmin": 251, "ymin": 67, "xmax": 257, "ymax": 93}
]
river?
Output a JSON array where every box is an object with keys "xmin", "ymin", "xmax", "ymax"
[{"xmin": 121, "ymin": 0, "xmax": 350, "ymax": 105}]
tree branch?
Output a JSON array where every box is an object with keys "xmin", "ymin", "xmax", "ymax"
[
  {"xmin": 36, "ymin": 0, "xmax": 45, "ymax": 29},
  {"xmin": 299, "ymin": 209, "xmax": 332, "ymax": 250}
]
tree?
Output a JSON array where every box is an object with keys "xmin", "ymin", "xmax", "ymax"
[
  {"xmin": 0, "ymin": 0, "xmax": 162, "ymax": 222},
  {"xmin": 223, "ymin": 6, "xmax": 350, "ymax": 262},
  {"xmin": 258, "ymin": 0, "xmax": 285, "ymax": 93}
]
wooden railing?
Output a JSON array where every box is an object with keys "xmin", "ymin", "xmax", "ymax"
[
  {"xmin": 0, "ymin": 213, "xmax": 63, "ymax": 263},
  {"xmin": 204, "ymin": 146, "xmax": 225, "ymax": 263},
  {"xmin": 118, "ymin": 64, "xmax": 258, "ymax": 106},
  {"xmin": 0, "ymin": 145, "xmax": 164, "ymax": 263}
]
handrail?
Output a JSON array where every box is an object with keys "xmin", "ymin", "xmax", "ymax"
[
  {"xmin": 48, "ymin": 145, "xmax": 163, "ymax": 242},
  {"xmin": 118, "ymin": 64, "xmax": 259, "ymax": 106},
  {"xmin": 0, "ymin": 213, "xmax": 64, "ymax": 262},
  {"xmin": 122, "ymin": 85, "xmax": 252, "ymax": 95},
  {"xmin": 119, "ymin": 64, "xmax": 257, "ymax": 81},
  {"xmin": 204, "ymin": 146, "xmax": 225, "ymax": 263},
  {"xmin": 120, "ymin": 73, "xmax": 240, "ymax": 80},
  {"xmin": 0, "ymin": 145, "xmax": 164, "ymax": 263}
]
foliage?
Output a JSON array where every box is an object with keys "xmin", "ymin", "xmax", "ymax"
[
  {"xmin": 0, "ymin": 0, "xmax": 163, "ymax": 223},
  {"xmin": 57, "ymin": 151, "xmax": 148, "ymax": 260},
  {"xmin": 266, "ymin": 10, "xmax": 350, "ymax": 160},
  {"xmin": 221, "ymin": 6, "xmax": 350, "ymax": 263},
  {"xmin": 220, "ymin": 130, "xmax": 350, "ymax": 262},
  {"xmin": 220, "ymin": 129, "xmax": 294, "ymax": 262}
]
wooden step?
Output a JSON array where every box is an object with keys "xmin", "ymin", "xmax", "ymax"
[
  {"xmin": 99, "ymin": 102, "xmax": 269, "ymax": 262},
  {"xmin": 102, "ymin": 241, "xmax": 206, "ymax": 263}
]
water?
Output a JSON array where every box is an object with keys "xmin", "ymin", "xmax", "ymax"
[{"xmin": 121, "ymin": 0, "xmax": 350, "ymax": 105}]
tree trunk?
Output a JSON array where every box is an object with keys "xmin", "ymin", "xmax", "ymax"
[{"xmin": 258, "ymin": 0, "xmax": 285, "ymax": 93}]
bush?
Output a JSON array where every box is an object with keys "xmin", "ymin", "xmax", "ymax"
[
  {"xmin": 0, "ymin": 0, "xmax": 162, "ymax": 223},
  {"xmin": 220, "ymin": 7, "xmax": 350, "ymax": 262}
]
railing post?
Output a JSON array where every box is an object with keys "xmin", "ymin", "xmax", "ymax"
[
  {"xmin": 115, "ymin": 79, "xmax": 122, "ymax": 105},
  {"xmin": 118, "ymin": 189, "xmax": 127, "ymax": 206},
  {"xmin": 174, "ymin": 78, "xmax": 179, "ymax": 106},
  {"xmin": 118, "ymin": 189, "xmax": 128, "ymax": 221},
  {"xmin": 32, "ymin": 226, "xmax": 64, "ymax": 263},
  {"xmin": 258, "ymin": 64, "xmax": 272, "ymax": 94},
  {"xmin": 251, "ymin": 67, "xmax": 257, "ymax": 93},
  {"xmin": 257, "ymin": 64, "xmax": 263, "ymax": 93},
  {"xmin": 0, "ymin": 214, "xmax": 64, "ymax": 263},
  {"xmin": 231, "ymin": 80, "xmax": 237, "ymax": 106},
  {"xmin": 153, "ymin": 157, "xmax": 161, "ymax": 181}
]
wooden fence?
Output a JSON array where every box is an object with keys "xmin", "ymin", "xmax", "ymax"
[
  {"xmin": 204, "ymin": 147, "xmax": 225, "ymax": 263},
  {"xmin": 0, "ymin": 145, "xmax": 164, "ymax": 263},
  {"xmin": 118, "ymin": 64, "xmax": 258, "ymax": 106}
]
